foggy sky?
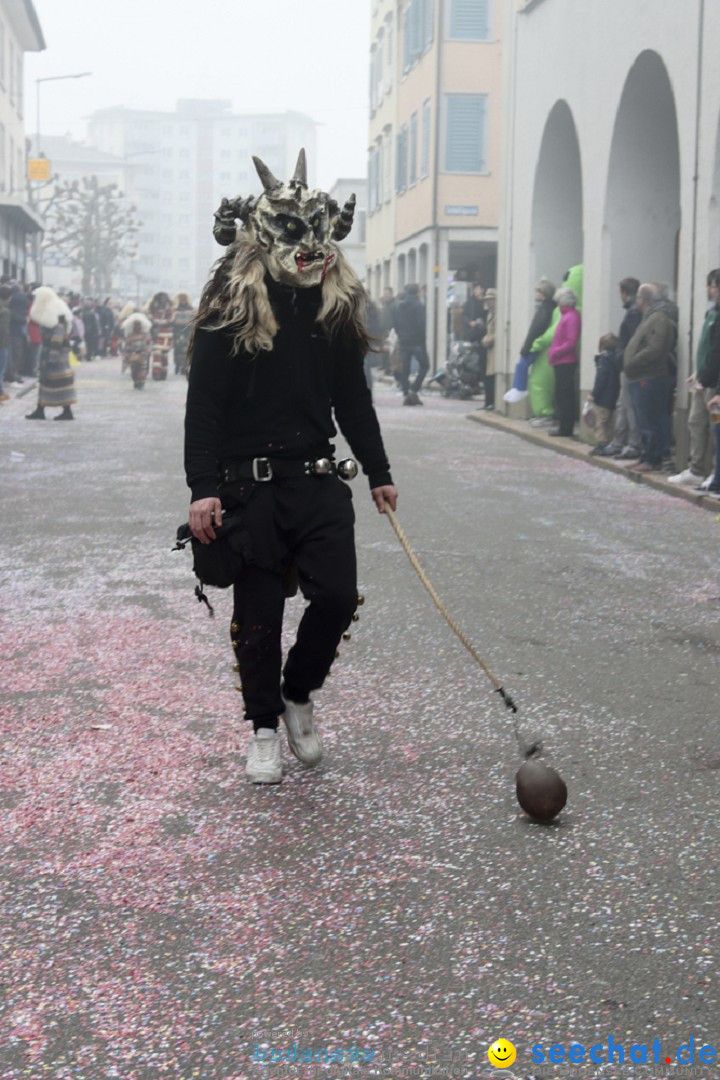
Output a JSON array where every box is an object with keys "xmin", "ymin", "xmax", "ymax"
[{"xmin": 25, "ymin": 0, "xmax": 371, "ymax": 185}]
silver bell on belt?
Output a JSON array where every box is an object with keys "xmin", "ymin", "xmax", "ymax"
[
  {"xmin": 337, "ymin": 458, "xmax": 358, "ymax": 481},
  {"xmin": 313, "ymin": 458, "xmax": 332, "ymax": 475}
]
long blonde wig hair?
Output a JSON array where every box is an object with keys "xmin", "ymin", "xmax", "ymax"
[{"xmin": 189, "ymin": 234, "xmax": 370, "ymax": 360}]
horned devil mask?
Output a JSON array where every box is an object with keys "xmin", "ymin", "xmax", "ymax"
[{"xmin": 212, "ymin": 149, "xmax": 356, "ymax": 288}]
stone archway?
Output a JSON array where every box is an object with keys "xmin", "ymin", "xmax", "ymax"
[
  {"xmin": 604, "ymin": 50, "xmax": 681, "ymax": 296},
  {"xmin": 530, "ymin": 100, "xmax": 584, "ymax": 287}
]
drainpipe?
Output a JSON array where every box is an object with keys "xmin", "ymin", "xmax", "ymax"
[
  {"xmin": 432, "ymin": 0, "xmax": 445, "ymax": 374},
  {"xmin": 688, "ymin": 0, "xmax": 705, "ymax": 372},
  {"xmin": 503, "ymin": 3, "xmax": 520, "ymax": 377}
]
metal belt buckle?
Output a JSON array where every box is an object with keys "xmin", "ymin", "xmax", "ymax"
[{"xmin": 252, "ymin": 457, "xmax": 273, "ymax": 481}]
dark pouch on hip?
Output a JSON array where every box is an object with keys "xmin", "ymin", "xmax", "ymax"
[{"xmin": 174, "ymin": 510, "xmax": 251, "ymax": 590}]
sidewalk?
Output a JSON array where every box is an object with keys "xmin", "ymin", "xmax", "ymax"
[{"xmin": 467, "ymin": 406, "xmax": 720, "ymax": 513}]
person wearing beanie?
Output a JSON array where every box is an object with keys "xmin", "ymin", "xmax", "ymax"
[{"xmin": 503, "ymin": 278, "xmax": 556, "ymax": 403}]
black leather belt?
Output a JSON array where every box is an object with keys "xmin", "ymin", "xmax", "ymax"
[{"xmin": 221, "ymin": 456, "xmax": 338, "ymax": 483}]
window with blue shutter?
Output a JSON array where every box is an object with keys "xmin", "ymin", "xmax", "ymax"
[
  {"xmin": 425, "ymin": 0, "xmax": 435, "ymax": 46},
  {"xmin": 409, "ymin": 113, "xmax": 418, "ymax": 186},
  {"xmin": 421, "ymin": 99, "xmax": 431, "ymax": 178},
  {"xmin": 395, "ymin": 126, "xmax": 408, "ymax": 194},
  {"xmin": 444, "ymin": 94, "xmax": 488, "ymax": 173},
  {"xmin": 448, "ymin": 0, "xmax": 490, "ymax": 41}
]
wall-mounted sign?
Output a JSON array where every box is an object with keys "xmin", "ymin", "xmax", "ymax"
[
  {"xmin": 444, "ymin": 205, "xmax": 479, "ymax": 216},
  {"xmin": 28, "ymin": 158, "xmax": 51, "ymax": 181}
]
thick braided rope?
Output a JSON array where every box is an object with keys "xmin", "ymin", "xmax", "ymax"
[{"xmin": 384, "ymin": 505, "xmax": 503, "ymax": 692}]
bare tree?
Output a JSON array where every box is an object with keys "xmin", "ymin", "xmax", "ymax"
[{"xmin": 39, "ymin": 176, "xmax": 140, "ymax": 294}]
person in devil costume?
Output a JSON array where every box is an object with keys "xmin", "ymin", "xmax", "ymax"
[{"xmin": 184, "ymin": 149, "xmax": 398, "ymax": 785}]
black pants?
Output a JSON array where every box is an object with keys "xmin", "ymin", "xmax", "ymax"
[
  {"xmin": 228, "ymin": 477, "xmax": 357, "ymax": 726},
  {"xmin": 553, "ymin": 362, "xmax": 578, "ymax": 435},
  {"xmin": 484, "ymin": 373, "xmax": 496, "ymax": 408},
  {"xmin": 399, "ymin": 343, "xmax": 429, "ymax": 395}
]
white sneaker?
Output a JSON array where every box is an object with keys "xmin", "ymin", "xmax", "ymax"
[
  {"xmin": 529, "ymin": 416, "xmax": 555, "ymax": 428},
  {"xmin": 245, "ymin": 732, "xmax": 283, "ymax": 784},
  {"xmin": 699, "ymin": 474, "xmax": 714, "ymax": 490},
  {"xmin": 503, "ymin": 388, "xmax": 528, "ymax": 404},
  {"xmin": 281, "ymin": 693, "xmax": 324, "ymax": 766},
  {"xmin": 667, "ymin": 467, "xmax": 703, "ymax": 486}
]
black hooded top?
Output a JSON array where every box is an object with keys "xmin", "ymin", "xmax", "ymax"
[{"xmin": 184, "ymin": 277, "xmax": 393, "ymax": 502}]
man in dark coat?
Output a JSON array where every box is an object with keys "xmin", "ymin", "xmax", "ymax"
[{"xmin": 394, "ymin": 283, "xmax": 429, "ymax": 405}]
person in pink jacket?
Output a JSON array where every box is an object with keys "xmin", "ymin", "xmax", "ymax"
[{"xmin": 548, "ymin": 287, "xmax": 581, "ymax": 436}]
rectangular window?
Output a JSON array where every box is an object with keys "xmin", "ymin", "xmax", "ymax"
[
  {"xmin": 443, "ymin": 94, "xmax": 488, "ymax": 173},
  {"xmin": 0, "ymin": 124, "xmax": 5, "ymax": 191},
  {"xmin": 448, "ymin": 0, "xmax": 490, "ymax": 40},
  {"xmin": 383, "ymin": 128, "xmax": 392, "ymax": 201},
  {"xmin": 425, "ymin": 0, "xmax": 435, "ymax": 45},
  {"xmin": 409, "ymin": 113, "xmax": 418, "ymax": 186},
  {"xmin": 421, "ymin": 99, "xmax": 431, "ymax": 178},
  {"xmin": 0, "ymin": 21, "xmax": 5, "ymax": 86},
  {"xmin": 8, "ymin": 39, "xmax": 14, "ymax": 103},
  {"xmin": 368, "ymin": 146, "xmax": 378, "ymax": 212},
  {"xmin": 395, "ymin": 125, "xmax": 408, "ymax": 194},
  {"xmin": 15, "ymin": 55, "xmax": 22, "ymax": 117}
]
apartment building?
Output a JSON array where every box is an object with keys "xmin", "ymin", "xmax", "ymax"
[
  {"xmin": 0, "ymin": 0, "xmax": 44, "ymax": 281},
  {"xmin": 87, "ymin": 101, "xmax": 317, "ymax": 304},
  {"xmin": 366, "ymin": 0, "xmax": 504, "ymax": 367}
]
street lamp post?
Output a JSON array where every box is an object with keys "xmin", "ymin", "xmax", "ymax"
[
  {"xmin": 35, "ymin": 71, "xmax": 92, "ymax": 156},
  {"xmin": 33, "ymin": 71, "xmax": 92, "ymax": 281}
]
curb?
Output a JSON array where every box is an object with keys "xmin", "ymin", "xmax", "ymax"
[{"xmin": 467, "ymin": 409, "xmax": 720, "ymax": 515}]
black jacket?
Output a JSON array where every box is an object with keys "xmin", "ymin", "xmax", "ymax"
[
  {"xmin": 520, "ymin": 298, "xmax": 555, "ymax": 356},
  {"xmin": 700, "ymin": 304, "xmax": 720, "ymax": 392},
  {"xmin": 184, "ymin": 279, "xmax": 392, "ymax": 502},
  {"xmin": 591, "ymin": 351, "xmax": 621, "ymax": 410},
  {"xmin": 394, "ymin": 295, "xmax": 426, "ymax": 345},
  {"xmin": 461, "ymin": 296, "xmax": 485, "ymax": 342}
]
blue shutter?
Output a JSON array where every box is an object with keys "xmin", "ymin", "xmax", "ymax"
[
  {"xmin": 445, "ymin": 95, "xmax": 487, "ymax": 173},
  {"xmin": 402, "ymin": 8, "xmax": 411, "ymax": 71},
  {"xmin": 421, "ymin": 100, "xmax": 431, "ymax": 178},
  {"xmin": 409, "ymin": 113, "xmax": 418, "ymax": 185},
  {"xmin": 425, "ymin": 0, "xmax": 435, "ymax": 46},
  {"xmin": 449, "ymin": 0, "xmax": 489, "ymax": 40}
]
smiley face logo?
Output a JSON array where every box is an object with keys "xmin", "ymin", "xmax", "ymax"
[{"xmin": 488, "ymin": 1039, "xmax": 517, "ymax": 1068}]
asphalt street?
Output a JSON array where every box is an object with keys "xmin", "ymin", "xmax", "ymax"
[{"xmin": 1, "ymin": 361, "xmax": 719, "ymax": 1079}]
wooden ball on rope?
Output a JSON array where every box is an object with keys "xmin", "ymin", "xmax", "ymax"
[{"xmin": 516, "ymin": 760, "xmax": 567, "ymax": 822}]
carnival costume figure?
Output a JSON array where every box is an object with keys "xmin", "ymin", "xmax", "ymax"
[
  {"xmin": 172, "ymin": 293, "xmax": 195, "ymax": 375},
  {"xmin": 25, "ymin": 287, "xmax": 76, "ymax": 421},
  {"xmin": 184, "ymin": 149, "xmax": 398, "ymax": 784},
  {"xmin": 149, "ymin": 292, "xmax": 174, "ymax": 381},
  {"xmin": 122, "ymin": 312, "xmax": 153, "ymax": 389}
]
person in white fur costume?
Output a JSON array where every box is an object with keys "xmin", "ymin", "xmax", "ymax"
[{"xmin": 25, "ymin": 287, "xmax": 76, "ymax": 421}]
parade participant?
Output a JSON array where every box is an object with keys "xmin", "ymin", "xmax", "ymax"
[
  {"xmin": 184, "ymin": 150, "xmax": 398, "ymax": 785},
  {"xmin": 122, "ymin": 312, "xmax": 152, "ymax": 389},
  {"xmin": 149, "ymin": 292, "xmax": 174, "ymax": 381},
  {"xmin": 25, "ymin": 287, "xmax": 76, "ymax": 421},
  {"xmin": 172, "ymin": 292, "xmax": 195, "ymax": 375}
]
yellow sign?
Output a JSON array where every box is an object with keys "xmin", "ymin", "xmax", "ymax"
[{"xmin": 28, "ymin": 158, "xmax": 51, "ymax": 181}]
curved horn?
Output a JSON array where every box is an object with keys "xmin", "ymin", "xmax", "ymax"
[
  {"xmin": 332, "ymin": 193, "xmax": 356, "ymax": 241},
  {"xmin": 291, "ymin": 148, "xmax": 308, "ymax": 188},
  {"xmin": 252, "ymin": 155, "xmax": 281, "ymax": 193}
]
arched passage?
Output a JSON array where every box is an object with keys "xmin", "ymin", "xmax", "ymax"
[
  {"xmin": 604, "ymin": 51, "xmax": 681, "ymax": 295},
  {"xmin": 530, "ymin": 101, "xmax": 584, "ymax": 286}
]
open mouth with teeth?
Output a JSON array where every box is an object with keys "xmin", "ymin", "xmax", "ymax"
[{"xmin": 295, "ymin": 251, "xmax": 324, "ymax": 272}]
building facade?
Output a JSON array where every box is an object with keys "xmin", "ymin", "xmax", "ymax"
[
  {"xmin": 497, "ymin": 0, "xmax": 720, "ymax": 462},
  {"xmin": 87, "ymin": 101, "xmax": 317, "ymax": 305},
  {"xmin": 328, "ymin": 177, "xmax": 367, "ymax": 282},
  {"xmin": 0, "ymin": 0, "xmax": 44, "ymax": 281},
  {"xmin": 366, "ymin": 0, "xmax": 505, "ymax": 369}
]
